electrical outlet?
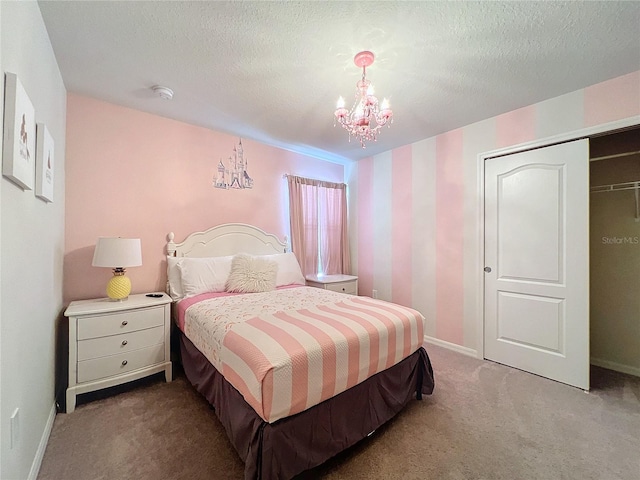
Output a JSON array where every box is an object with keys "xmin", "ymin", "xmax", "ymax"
[
  {"xmin": 10, "ymin": 408, "xmax": 19, "ymax": 449},
  {"xmin": 372, "ymin": 289, "xmax": 378, "ymax": 299}
]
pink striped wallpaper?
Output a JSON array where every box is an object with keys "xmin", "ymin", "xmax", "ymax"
[
  {"xmin": 357, "ymin": 158, "xmax": 374, "ymax": 298},
  {"xmin": 435, "ymin": 129, "xmax": 465, "ymax": 345},
  {"xmin": 391, "ymin": 145, "xmax": 413, "ymax": 307},
  {"xmin": 584, "ymin": 71, "xmax": 640, "ymax": 127},
  {"xmin": 354, "ymin": 71, "xmax": 640, "ymax": 351},
  {"xmin": 496, "ymin": 105, "xmax": 536, "ymax": 149}
]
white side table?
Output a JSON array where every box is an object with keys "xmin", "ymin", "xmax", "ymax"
[
  {"xmin": 65, "ymin": 293, "xmax": 172, "ymax": 413},
  {"xmin": 305, "ymin": 274, "xmax": 358, "ymax": 295}
]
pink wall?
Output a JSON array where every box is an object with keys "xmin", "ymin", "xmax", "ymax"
[
  {"xmin": 356, "ymin": 158, "xmax": 374, "ymax": 297},
  {"xmin": 435, "ymin": 129, "xmax": 464, "ymax": 345},
  {"xmin": 391, "ymin": 145, "xmax": 412, "ymax": 307},
  {"xmin": 64, "ymin": 94, "xmax": 343, "ymax": 302},
  {"xmin": 496, "ymin": 105, "xmax": 536, "ymax": 148},
  {"xmin": 584, "ymin": 71, "xmax": 640, "ymax": 127},
  {"xmin": 354, "ymin": 71, "xmax": 640, "ymax": 350}
]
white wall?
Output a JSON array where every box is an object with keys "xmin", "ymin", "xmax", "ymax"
[
  {"xmin": 0, "ymin": 2, "xmax": 4, "ymax": 474},
  {"xmin": 0, "ymin": 2, "xmax": 66, "ymax": 479}
]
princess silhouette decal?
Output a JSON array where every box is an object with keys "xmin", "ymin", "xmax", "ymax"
[
  {"xmin": 19, "ymin": 113, "xmax": 30, "ymax": 162},
  {"xmin": 45, "ymin": 152, "xmax": 53, "ymax": 184}
]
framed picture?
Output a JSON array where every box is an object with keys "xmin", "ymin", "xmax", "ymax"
[
  {"xmin": 35, "ymin": 123, "xmax": 54, "ymax": 202},
  {"xmin": 2, "ymin": 72, "xmax": 36, "ymax": 190}
]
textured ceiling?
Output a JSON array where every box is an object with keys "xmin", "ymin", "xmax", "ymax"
[{"xmin": 38, "ymin": 1, "xmax": 640, "ymax": 163}]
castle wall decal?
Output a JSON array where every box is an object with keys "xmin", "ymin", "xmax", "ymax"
[{"xmin": 213, "ymin": 138, "xmax": 254, "ymax": 190}]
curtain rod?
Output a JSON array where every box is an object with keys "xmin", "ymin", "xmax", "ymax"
[{"xmin": 283, "ymin": 174, "xmax": 346, "ymax": 188}]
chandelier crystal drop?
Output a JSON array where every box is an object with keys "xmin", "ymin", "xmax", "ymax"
[{"xmin": 334, "ymin": 51, "xmax": 393, "ymax": 148}]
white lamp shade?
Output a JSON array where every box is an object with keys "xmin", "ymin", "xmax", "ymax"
[{"xmin": 92, "ymin": 238, "xmax": 142, "ymax": 268}]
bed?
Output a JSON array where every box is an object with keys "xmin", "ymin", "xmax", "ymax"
[{"xmin": 166, "ymin": 223, "xmax": 434, "ymax": 479}]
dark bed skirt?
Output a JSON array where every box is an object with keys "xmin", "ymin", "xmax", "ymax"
[{"xmin": 179, "ymin": 332, "xmax": 435, "ymax": 480}]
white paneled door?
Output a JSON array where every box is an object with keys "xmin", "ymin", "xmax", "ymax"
[{"xmin": 484, "ymin": 139, "xmax": 590, "ymax": 390}]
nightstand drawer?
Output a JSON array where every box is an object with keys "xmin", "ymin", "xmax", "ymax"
[
  {"xmin": 326, "ymin": 281, "xmax": 358, "ymax": 295},
  {"xmin": 78, "ymin": 306, "xmax": 164, "ymax": 340},
  {"xmin": 77, "ymin": 326, "xmax": 165, "ymax": 361},
  {"xmin": 77, "ymin": 343, "xmax": 165, "ymax": 383}
]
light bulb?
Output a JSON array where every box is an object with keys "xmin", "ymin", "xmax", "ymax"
[
  {"xmin": 381, "ymin": 98, "xmax": 390, "ymax": 110},
  {"xmin": 336, "ymin": 96, "xmax": 345, "ymax": 108}
]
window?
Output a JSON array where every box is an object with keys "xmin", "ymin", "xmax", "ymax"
[{"xmin": 287, "ymin": 175, "xmax": 351, "ymax": 276}]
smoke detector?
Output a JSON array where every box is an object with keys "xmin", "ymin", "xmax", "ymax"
[{"xmin": 152, "ymin": 85, "xmax": 174, "ymax": 100}]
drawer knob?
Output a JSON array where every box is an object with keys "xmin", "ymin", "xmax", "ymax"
[
  {"xmin": 121, "ymin": 360, "xmax": 128, "ymax": 366},
  {"xmin": 121, "ymin": 340, "xmax": 128, "ymax": 346},
  {"xmin": 342, "ymin": 287, "xmax": 345, "ymax": 291},
  {"xmin": 121, "ymin": 320, "xmax": 128, "ymax": 326}
]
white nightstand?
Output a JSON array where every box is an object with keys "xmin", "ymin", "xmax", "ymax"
[
  {"xmin": 305, "ymin": 274, "xmax": 358, "ymax": 295},
  {"xmin": 64, "ymin": 293, "xmax": 172, "ymax": 413}
]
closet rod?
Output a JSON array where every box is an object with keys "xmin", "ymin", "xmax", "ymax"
[
  {"xmin": 590, "ymin": 150, "xmax": 640, "ymax": 162},
  {"xmin": 590, "ymin": 181, "xmax": 640, "ymax": 193}
]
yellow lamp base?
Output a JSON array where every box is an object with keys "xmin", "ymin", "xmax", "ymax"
[{"xmin": 106, "ymin": 272, "xmax": 132, "ymax": 300}]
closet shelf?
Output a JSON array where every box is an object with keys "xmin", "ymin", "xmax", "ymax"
[
  {"xmin": 590, "ymin": 181, "xmax": 639, "ymax": 193},
  {"xmin": 590, "ymin": 150, "xmax": 640, "ymax": 162},
  {"xmin": 590, "ymin": 181, "xmax": 640, "ymax": 222}
]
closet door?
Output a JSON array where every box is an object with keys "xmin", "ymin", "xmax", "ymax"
[{"xmin": 484, "ymin": 139, "xmax": 589, "ymax": 390}]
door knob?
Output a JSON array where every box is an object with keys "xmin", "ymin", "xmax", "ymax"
[{"xmin": 484, "ymin": 267, "xmax": 492, "ymax": 273}]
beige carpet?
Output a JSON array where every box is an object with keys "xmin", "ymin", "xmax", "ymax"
[{"xmin": 38, "ymin": 345, "xmax": 640, "ymax": 480}]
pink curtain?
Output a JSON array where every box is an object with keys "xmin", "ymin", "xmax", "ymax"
[
  {"xmin": 288, "ymin": 176, "xmax": 318, "ymax": 276},
  {"xmin": 287, "ymin": 175, "xmax": 351, "ymax": 276}
]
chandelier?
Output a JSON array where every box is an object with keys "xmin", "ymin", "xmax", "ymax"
[{"xmin": 334, "ymin": 51, "xmax": 393, "ymax": 148}]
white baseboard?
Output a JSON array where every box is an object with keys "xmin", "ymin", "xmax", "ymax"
[
  {"xmin": 423, "ymin": 335, "xmax": 478, "ymax": 358},
  {"xmin": 27, "ymin": 403, "xmax": 56, "ymax": 480},
  {"xmin": 591, "ymin": 357, "xmax": 640, "ymax": 378}
]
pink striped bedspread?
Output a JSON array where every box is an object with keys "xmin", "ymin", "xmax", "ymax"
[{"xmin": 180, "ymin": 286, "xmax": 425, "ymax": 423}]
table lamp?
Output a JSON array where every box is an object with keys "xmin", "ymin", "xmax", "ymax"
[{"xmin": 92, "ymin": 237, "xmax": 142, "ymax": 300}]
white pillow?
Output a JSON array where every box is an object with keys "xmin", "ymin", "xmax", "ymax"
[
  {"xmin": 177, "ymin": 255, "xmax": 234, "ymax": 298},
  {"xmin": 166, "ymin": 256, "xmax": 184, "ymax": 301},
  {"xmin": 226, "ymin": 254, "xmax": 278, "ymax": 293},
  {"xmin": 258, "ymin": 252, "xmax": 305, "ymax": 286}
]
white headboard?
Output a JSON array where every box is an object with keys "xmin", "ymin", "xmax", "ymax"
[{"xmin": 167, "ymin": 223, "xmax": 289, "ymax": 258}]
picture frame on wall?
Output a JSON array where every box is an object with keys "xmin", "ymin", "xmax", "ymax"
[
  {"xmin": 2, "ymin": 72, "xmax": 36, "ymax": 190},
  {"xmin": 35, "ymin": 123, "xmax": 54, "ymax": 202}
]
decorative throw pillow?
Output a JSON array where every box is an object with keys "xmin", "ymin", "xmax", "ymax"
[{"xmin": 226, "ymin": 254, "xmax": 278, "ymax": 293}]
